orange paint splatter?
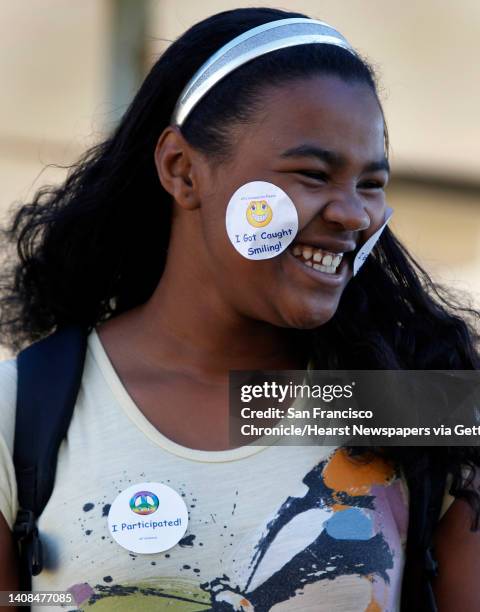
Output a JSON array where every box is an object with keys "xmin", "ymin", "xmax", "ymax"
[
  {"xmin": 365, "ymin": 599, "xmax": 382, "ymax": 612},
  {"xmin": 364, "ymin": 574, "xmax": 387, "ymax": 611},
  {"xmin": 331, "ymin": 503, "xmax": 350, "ymax": 512},
  {"xmin": 323, "ymin": 448, "xmax": 395, "ymax": 496}
]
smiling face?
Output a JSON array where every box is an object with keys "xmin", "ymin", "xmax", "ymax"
[
  {"xmin": 164, "ymin": 75, "xmax": 389, "ymax": 330},
  {"xmin": 246, "ymin": 200, "xmax": 273, "ymax": 227}
]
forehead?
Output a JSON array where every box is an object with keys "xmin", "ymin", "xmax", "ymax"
[{"xmin": 243, "ymin": 75, "xmax": 385, "ymax": 162}]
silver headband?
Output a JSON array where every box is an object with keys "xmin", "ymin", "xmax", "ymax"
[{"xmin": 171, "ymin": 18, "xmax": 356, "ymax": 126}]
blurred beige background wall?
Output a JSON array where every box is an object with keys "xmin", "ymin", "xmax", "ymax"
[{"xmin": 1, "ymin": 0, "xmax": 479, "ymax": 311}]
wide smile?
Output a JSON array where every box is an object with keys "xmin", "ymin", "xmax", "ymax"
[
  {"xmin": 291, "ymin": 243, "xmax": 344, "ymax": 273},
  {"xmin": 285, "ymin": 242, "xmax": 351, "ymax": 287}
]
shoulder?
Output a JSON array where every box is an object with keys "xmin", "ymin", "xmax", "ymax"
[
  {"xmin": 433, "ymin": 495, "xmax": 480, "ymax": 609},
  {"xmin": 0, "ymin": 357, "xmax": 18, "ymax": 530},
  {"xmin": 0, "ymin": 358, "xmax": 18, "ymax": 455},
  {"xmin": 0, "ymin": 356, "xmax": 17, "ymax": 387}
]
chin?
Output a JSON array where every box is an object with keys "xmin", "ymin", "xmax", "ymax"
[{"xmin": 277, "ymin": 300, "xmax": 339, "ymax": 330}]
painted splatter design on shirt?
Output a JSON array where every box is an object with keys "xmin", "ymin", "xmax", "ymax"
[{"xmin": 67, "ymin": 449, "xmax": 408, "ymax": 611}]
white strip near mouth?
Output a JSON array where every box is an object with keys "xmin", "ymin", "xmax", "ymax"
[{"xmin": 290, "ymin": 244, "xmax": 344, "ymax": 274}]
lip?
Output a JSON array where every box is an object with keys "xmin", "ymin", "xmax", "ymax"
[
  {"xmin": 284, "ymin": 248, "xmax": 351, "ymax": 288},
  {"xmin": 292, "ymin": 237, "xmax": 357, "ymax": 254}
]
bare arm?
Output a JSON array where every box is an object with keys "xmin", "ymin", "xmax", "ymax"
[
  {"xmin": 0, "ymin": 513, "xmax": 19, "ymax": 611},
  {"xmin": 433, "ymin": 498, "xmax": 480, "ymax": 611}
]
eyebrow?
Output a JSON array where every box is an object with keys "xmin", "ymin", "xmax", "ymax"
[{"xmin": 280, "ymin": 144, "xmax": 390, "ymax": 174}]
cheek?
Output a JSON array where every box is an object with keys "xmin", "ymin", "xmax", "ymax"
[
  {"xmin": 201, "ymin": 206, "xmax": 273, "ymax": 290},
  {"xmin": 284, "ymin": 189, "xmax": 322, "ymax": 228},
  {"xmin": 197, "ymin": 193, "xmax": 232, "ymax": 256}
]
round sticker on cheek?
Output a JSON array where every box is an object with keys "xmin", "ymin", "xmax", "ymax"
[{"xmin": 225, "ymin": 181, "xmax": 298, "ymax": 260}]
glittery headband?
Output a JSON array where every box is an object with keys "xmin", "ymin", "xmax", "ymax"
[{"xmin": 171, "ymin": 18, "xmax": 356, "ymax": 126}]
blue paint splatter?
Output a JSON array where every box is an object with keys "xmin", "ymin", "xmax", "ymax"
[{"xmin": 325, "ymin": 508, "xmax": 373, "ymax": 540}]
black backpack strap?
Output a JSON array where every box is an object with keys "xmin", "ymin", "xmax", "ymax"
[
  {"xmin": 13, "ymin": 325, "xmax": 88, "ymax": 588},
  {"xmin": 401, "ymin": 453, "xmax": 447, "ymax": 612}
]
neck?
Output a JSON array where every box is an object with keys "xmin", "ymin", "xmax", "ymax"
[{"xmin": 115, "ymin": 254, "xmax": 307, "ymax": 379}]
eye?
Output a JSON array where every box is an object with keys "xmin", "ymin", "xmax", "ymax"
[
  {"xmin": 296, "ymin": 171, "xmax": 328, "ymax": 183},
  {"xmin": 358, "ymin": 173, "xmax": 388, "ymax": 190},
  {"xmin": 358, "ymin": 180, "xmax": 386, "ymax": 191},
  {"xmin": 262, "ymin": 204, "xmax": 266, "ymax": 210}
]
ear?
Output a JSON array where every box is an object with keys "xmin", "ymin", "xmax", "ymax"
[{"xmin": 154, "ymin": 126, "xmax": 201, "ymax": 210}]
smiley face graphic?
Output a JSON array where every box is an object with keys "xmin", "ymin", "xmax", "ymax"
[{"xmin": 246, "ymin": 200, "xmax": 273, "ymax": 227}]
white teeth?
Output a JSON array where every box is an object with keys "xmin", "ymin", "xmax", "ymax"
[
  {"xmin": 312, "ymin": 264, "xmax": 336, "ymax": 274},
  {"xmin": 290, "ymin": 243, "xmax": 345, "ymax": 275},
  {"xmin": 302, "ymin": 247, "xmax": 312, "ymax": 260},
  {"xmin": 322, "ymin": 254, "xmax": 333, "ymax": 266}
]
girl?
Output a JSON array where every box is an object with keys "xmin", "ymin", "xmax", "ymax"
[{"xmin": 1, "ymin": 7, "xmax": 479, "ymax": 611}]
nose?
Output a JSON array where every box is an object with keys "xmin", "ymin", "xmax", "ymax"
[{"xmin": 321, "ymin": 190, "xmax": 371, "ymax": 232}]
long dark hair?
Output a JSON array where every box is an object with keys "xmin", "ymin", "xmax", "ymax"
[{"xmin": 1, "ymin": 0, "xmax": 479, "ymax": 553}]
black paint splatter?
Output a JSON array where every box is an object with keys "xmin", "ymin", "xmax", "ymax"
[
  {"xmin": 102, "ymin": 504, "xmax": 111, "ymax": 517},
  {"xmin": 82, "ymin": 503, "xmax": 94, "ymax": 512},
  {"xmin": 85, "ymin": 529, "xmax": 92, "ymax": 536},
  {"xmin": 103, "ymin": 576, "xmax": 113, "ymax": 583},
  {"xmin": 178, "ymin": 534, "xmax": 196, "ymax": 547},
  {"xmin": 88, "ymin": 584, "xmax": 205, "ymax": 606},
  {"xmin": 199, "ymin": 453, "xmax": 397, "ymax": 612}
]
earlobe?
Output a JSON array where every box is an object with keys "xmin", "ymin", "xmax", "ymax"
[{"xmin": 154, "ymin": 126, "xmax": 200, "ymax": 210}]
